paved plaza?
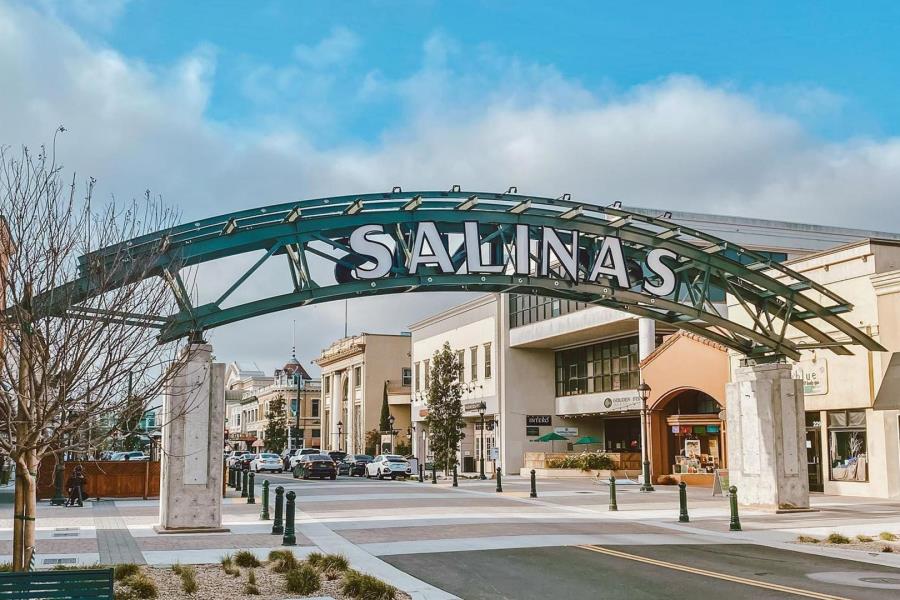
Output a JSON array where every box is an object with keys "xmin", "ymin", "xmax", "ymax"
[{"xmin": 3, "ymin": 475, "xmax": 900, "ymax": 598}]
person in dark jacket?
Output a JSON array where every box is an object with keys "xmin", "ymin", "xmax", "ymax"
[{"xmin": 65, "ymin": 465, "xmax": 87, "ymax": 507}]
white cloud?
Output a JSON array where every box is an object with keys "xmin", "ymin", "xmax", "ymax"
[
  {"xmin": 3, "ymin": 2, "xmax": 900, "ymax": 372},
  {"xmin": 293, "ymin": 26, "xmax": 361, "ymax": 68}
]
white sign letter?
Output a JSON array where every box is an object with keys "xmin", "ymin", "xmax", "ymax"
[
  {"xmin": 408, "ymin": 221, "xmax": 454, "ymax": 274},
  {"xmin": 349, "ymin": 224, "xmax": 393, "ymax": 280},
  {"xmin": 540, "ymin": 227, "xmax": 579, "ymax": 282},
  {"xmin": 588, "ymin": 236, "xmax": 630, "ymax": 288},
  {"xmin": 515, "ymin": 224, "xmax": 531, "ymax": 275},
  {"xmin": 464, "ymin": 222, "xmax": 503, "ymax": 274},
  {"xmin": 643, "ymin": 248, "xmax": 677, "ymax": 296}
]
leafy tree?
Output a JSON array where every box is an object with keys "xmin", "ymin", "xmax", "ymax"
[
  {"xmin": 263, "ymin": 395, "xmax": 288, "ymax": 453},
  {"xmin": 379, "ymin": 381, "xmax": 391, "ymax": 432},
  {"xmin": 364, "ymin": 428, "xmax": 380, "ymax": 456},
  {"xmin": 424, "ymin": 342, "xmax": 464, "ymax": 473}
]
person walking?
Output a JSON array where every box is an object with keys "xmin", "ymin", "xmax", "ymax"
[{"xmin": 65, "ymin": 465, "xmax": 87, "ymax": 507}]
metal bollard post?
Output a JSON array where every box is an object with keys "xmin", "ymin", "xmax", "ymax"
[
  {"xmin": 530, "ymin": 469, "xmax": 537, "ymax": 498},
  {"xmin": 235, "ymin": 468, "xmax": 242, "ymax": 493},
  {"xmin": 452, "ymin": 465, "xmax": 458, "ymax": 487},
  {"xmin": 419, "ymin": 464, "xmax": 424, "ymax": 483},
  {"xmin": 271, "ymin": 486, "xmax": 284, "ymax": 535},
  {"xmin": 241, "ymin": 470, "xmax": 248, "ymax": 498},
  {"xmin": 431, "ymin": 463, "xmax": 437, "ymax": 484},
  {"xmin": 260, "ymin": 480, "xmax": 270, "ymax": 520},
  {"xmin": 227, "ymin": 467, "xmax": 232, "ymax": 488},
  {"xmin": 282, "ymin": 490, "xmax": 296, "ymax": 546},
  {"xmin": 678, "ymin": 481, "xmax": 689, "ymax": 522},
  {"xmin": 495, "ymin": 467, "xmax": 502, "ymax": 493},
  {"xmin": 247, "ymin": 472, "xmax": 256, "ymax": 504},
  {"xmin": 608, "ymin": 475, "xmax": 618, "ymax": 511},
  {"xmin": 728, "ymin": 486, "xmax": 741, "ymax": 531}
]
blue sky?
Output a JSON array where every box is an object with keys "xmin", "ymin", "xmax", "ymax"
[
  {"xmin": 6, "ymin": 1, "xmax": 900, "ymax": 370},
  {"xmin": 68, "ymin": 1, "xmax": 900, "ymax": 144}
]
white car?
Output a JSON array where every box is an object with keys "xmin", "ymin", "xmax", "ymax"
[
  {"xmin": 111, "ymin": 451, "xmax": 149, "ymax": 461},
  {"xmin": 227, "ymin": 450, "xmax": 251, "ymax": 468},
  {"xmin": 365, "ymin": 455, "xmax": 412, "ymax": 480},
  {"xmin": 250, "ymin": 452, "xmax": 284, "ymax": 473},
  {"xmin": 288, "ymin": 448, "xmax": 323, "ymax": 469}
]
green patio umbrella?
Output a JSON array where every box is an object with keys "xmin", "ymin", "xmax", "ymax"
[
  {"xmin": 573, "ymin": 436, "xmax": 602, "ymax": 446},
  {"xmin": 533, "ymin": 431, "xmax": 569, "ymax": 453}
]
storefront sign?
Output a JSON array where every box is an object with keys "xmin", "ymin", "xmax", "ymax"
[
  {"xmin": 464, "ymin": 401, "xmax": 487, "ymax": 412},
  {"xmin": 526, "ymin": 426, "xmax": 540, "ymax": 436},
  {"xmin": 526, "ymin": 415, "xmax": 552, "ymax": 426},
  {"xmin": 554, "ymin": 427, "xmax": 578, "ymax": 436},
  {"xmin": 792, "ymin": 359, "xmax": 828, "ymax": 396},
  {"xmin": 599, "ymin": 390, "xmax": 643, "ymax": 413}
]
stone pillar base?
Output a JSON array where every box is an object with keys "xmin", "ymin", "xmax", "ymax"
[
  {"xmin": 153, "ymin": 525, "xmax": 230, "ymax": 535},
  {"xmin": 726, "ymin": 362, "xmax": 809, "ymax": 511}
]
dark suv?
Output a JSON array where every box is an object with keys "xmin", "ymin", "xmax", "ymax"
[
  {"xmin": 292, "ymin": 454, "xmax": 337, "ymax": 480},
  {"xmin": 340, "ymin": 454, "xmax": 373, "ymax": 477}
]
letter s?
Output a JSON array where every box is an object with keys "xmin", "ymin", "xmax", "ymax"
[
  {"xmin": 349, "ymin": 224, "xmax": 393, "ymax": 279},
  {"xmin": 643, "ymin": 248, "xmax": 677, "ymax": 296}
]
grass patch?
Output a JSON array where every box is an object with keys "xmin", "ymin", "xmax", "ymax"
[
  {"xmin": 883, "ymin": 545, "xmax": 894, "ymax": 553},
  {"xmin": 879, "ymin": 532, "xmax": 898, "ymax": 541},
  {"xmin": 220, "ymin": 554, "xmax": 241, "ymax": 577},
  {"xmin": 114, "ymin": 563, "xmax": 140, "ymax": 581},
  {"xmin": 172, "ymin": 563, "xmax": 198, "ymax": 594},
  {"xmin": 341, "ymin": 569, "xmax": 397, "ymax": 600},
  {"xmin": 284, "ymin": 563, "xmax": 321, "ymax": 595},
  {"xmin": 122, "ymin": 573, "xmax": 158, "ymax": 599},
  {"xmin": 856, "ymin": 534, "xmax": 873, "ymax": 543},
  {"xmin": 796, "ymin": 535, "xmax": 820, "ymax": 544},
  {"xmin": 0, "ymin": 564, "xmax": 11, "ymax": 572},
  {"xmin": 307, "ymin": 552, "xmax": 349, "ymax": 573},
  {"xmin": 233, "ymin": 550, "xmax": 261, "ymax": 568},
  {"xmin": 114, "ymin": 590, "xmax": 137, "ymax": 600},
  {"xmin": 826, "ymin": 533, "xmax": 851, "ymax": 544},
  {"xmin": 243, "ymin": 569, "xmax": 260, "ymax": 595},
  {"xmin": 267, "ymin": 549, "xmax": 297, "ymax": 573}
]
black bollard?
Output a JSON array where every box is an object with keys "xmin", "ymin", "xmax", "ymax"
[
  {"xmin": 51, "ymin": 462, "xmax": 66, "ymax": 506},
  {"xmin": 495, "ymin": 466, "xmax": 503, "ymax": 493},
  {"xmin": 260, "ymin": 480, "xmax": 270, "ymax": 520},
  {"xmin": 247, "ymin": 472, "xmax": 256, "ymax": 504},
  {"xmin": 282, "ymin": 490, "xmax": 296, "ymax": 546},
  {"xmin": 271, "ymin": 486, "xmax": 284, "ymax": 535},
  {"xmin": 431, "ymin": 463, "xmax": 437, "ymax": 484},
  {"xmin": 235, "ymin": 467, "xmax": 242, "ymax": 493},
  {"xmin": 608, "ymin": 475, "xmax": 618, "ymax": 511},
  {"xmin": 530, "ymin": 469, "xmax": 537, "ymax": 498},
  {"xmin": 452, "ymin": 465, "xmax": 458, "ymax": 487},
  {"xmin": 678, "ymin": 481, "xmax": 689, "ymax": 522},
  {"xmin": 419, "ymin": 464, "xmax": 424, "ymax": 483},
  {"xmin": 241, "ymin": 469, "xmax": 248, "ymax": 498},
  {"xmin": 728, "ymin": 486, "xmax": 741, "ymax": 531}
]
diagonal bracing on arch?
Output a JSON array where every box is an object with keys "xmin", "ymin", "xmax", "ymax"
[{"xmin": 23, "ymin": 189, "xmax": 885, "ymax": 361}]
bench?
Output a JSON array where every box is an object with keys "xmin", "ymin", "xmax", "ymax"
[{"xmin": 0, "ymin": 568, "xmax": 114, "ymax": 600}]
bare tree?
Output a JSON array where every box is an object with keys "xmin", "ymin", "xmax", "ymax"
[{"xmin": 0, "ymin": 137, "xmax": 187, "ymax": 571}]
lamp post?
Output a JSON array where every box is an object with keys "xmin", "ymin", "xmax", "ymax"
[
  {"xmin": 388, "ymin": 414, "xmax": 395, "ymax": 453},
  {"xmin": 477, "ymin": 402, "xmax": 486, "ymax": 480},
  {"xmin": 337, "ymin": 421, "xmax": 343, "ymax": 452},
  {"xmin": 638, "ymin": 382, "xmax": 654, "ymax": 492}
]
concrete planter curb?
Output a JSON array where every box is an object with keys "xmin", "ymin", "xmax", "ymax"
[{"xmin": 519, "ymin": 468, "xmax": 640, "ymax": 479}]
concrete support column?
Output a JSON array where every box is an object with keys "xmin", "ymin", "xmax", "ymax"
[
  {"xmin": 638, "ymin": 318, "xmax": 656, "ymax": 361},
  {"xmin": 345, "ymin": 367, "xmax": 355, "ymax": 454},
  {"xmin": 157, "ymin": 343, "xmax": 228, "ymax": 533},
  {"xmin": 726, "ymin": 362, "xmax": 809, "ymax": 510},
  {"xmin": 638, "ymin": 318, "xmax": 657, "ymax": 488}
]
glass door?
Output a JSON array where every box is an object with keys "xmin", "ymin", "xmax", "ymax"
[{"xmin": 805, "ymin": 412, "xmax": 823, "ymax": 492}]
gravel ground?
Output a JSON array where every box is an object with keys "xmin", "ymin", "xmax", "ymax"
[
  {"xmin": 795, "ymin": 534, "xmax": 900, "ymax": 554},
  {"xmin": 118, "ymin": 564, "xmax": 412, "ymax": 600}
]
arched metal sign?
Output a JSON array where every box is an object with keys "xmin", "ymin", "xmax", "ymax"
[{"xmin": 30, "ymin": 189, "xmax": 884, "ymax": 360}]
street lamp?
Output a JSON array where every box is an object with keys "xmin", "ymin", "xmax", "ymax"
[
  {"xmin": 637, "ymin": 382, "xmax": 654, "ymax": 492},
  {"xmin": 388, "ymin": 414, "xmax": 395, "ymax": 453},
  {"xmin": 477, "ymin": 402, "xmax": 487, "ymax": 480},
  {"xmin": 337, "ymin": 421, "xmax": 343, "ymax": 452}
]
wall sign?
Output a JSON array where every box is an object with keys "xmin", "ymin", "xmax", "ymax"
[
  {"xmin": 554, "ymin": 427, "xmax": 578, "ymax": 436},
  {"xmin": 526, "ymin": 415, "xmax": 552, "ymax": 426},
  {"xmin": 526, "ymin": 426, "xmax": 540, "ymax": 437},
  {"xmin": 792, "ymin": 359, "xmax": 828, "ymax": 396}
]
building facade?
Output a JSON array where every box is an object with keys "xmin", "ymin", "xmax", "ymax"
[{"xmin": 315, "ymin": 334, "xmax": 412, "ymax": 455}]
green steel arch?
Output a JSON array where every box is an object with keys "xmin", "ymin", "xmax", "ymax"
[{"xmin": 30, "ymin": 189, "xmax": 884, "ymax": 360}]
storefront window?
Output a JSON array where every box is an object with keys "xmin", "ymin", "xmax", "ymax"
[
  {"xmin": 555, "ymin": 337, "xmax": 640, "ymax": 396},
  {"xmin": 828, "ymin": 410, "xmax": 868, "ymax": 482}
]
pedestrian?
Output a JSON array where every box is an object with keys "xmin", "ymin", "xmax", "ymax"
[{"xmin": 65, "ymin": 465, "xmax": 87, "ymax": 507}]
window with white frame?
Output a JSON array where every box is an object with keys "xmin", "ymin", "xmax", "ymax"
[
  {"xmin": 470, "ymin": 346, "xmax": 478, "ymax": 381},
  {"xmin": 484, "ymin": 342, "xmax": 492, "ymax": 379}
]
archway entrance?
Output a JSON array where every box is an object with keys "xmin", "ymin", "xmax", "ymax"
[{"xmin": 654, "ymin": 389, "xmax": 724, "ymax": 486}]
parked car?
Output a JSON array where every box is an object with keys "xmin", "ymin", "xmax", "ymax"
[
  {"xmin": 227, "ymin": 451, "xmax": 251, "ymax": 468},
  {"xmin": 111, "ymin": 451, "xmax": 148, "ymax": 461},
  {"xmin": 328, "ymin": 451, "xmax": 348, "ymax": 464},
  {"xmin": 288, "ymin": 447, "xmax": 322, "ymax": 469},
  {"xmin": 340, "ymin": 454, "xmax": 373, "ymax": 477},
  {"xmin": 365, "ymin": 455, "xmax": 412, "ymax": 480},
  {"xmin": 250, "ymin": 453, "xmax": 284, "ymax": 473},
  {"xmin": 292, "ymin": 454, "xmax": 336, "ymax": 480}
]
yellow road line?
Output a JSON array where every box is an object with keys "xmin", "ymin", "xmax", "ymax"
[{"xmin": 576, "ymin": 545, "xmax": 851, "ymax": 600}]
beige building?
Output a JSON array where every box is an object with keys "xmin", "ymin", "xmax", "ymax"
[
  {"xmin": 729, "ymin": 239, "xmax": 900, "ymax": 498},
  {"xmin": 315, "ymin": 334, "xmax": 412, "ymax": 454}
]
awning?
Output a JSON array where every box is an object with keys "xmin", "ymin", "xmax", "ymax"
[{"xmin": 874, "ymin": 352, "xmax": 900, "ymax": 410}]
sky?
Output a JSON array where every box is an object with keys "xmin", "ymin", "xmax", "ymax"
[{"xmin": 4, "ymin": 0, "xmax": 900, "ymax": 374}]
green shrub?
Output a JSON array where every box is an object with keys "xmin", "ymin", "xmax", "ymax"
[
  {"xmin": 316, "ymin": 553, "xmax": 349, "ymax": 573},
  {"xmin": 114, "ymin": 589, "xmax": 137, "ymax": 600},
  {"xmin": 826, "ymin": 533, "xmax": 851, "ymax": 544},
  {"xmin": 305, "ymin": 552, "xmax": 325, "ymax": 568},
  {"xmin": 247, "ymin": 569, "xmax": 256, "ymax": 585},
  {"xmin": 243, "ymin": 569, "xmax": 260, "ymax": 596},
  {"xmin": 796, "ymin": 535, "xmax": 819, "ymax": 544},
  {"xmin": 114, "ymin": 563, "xmax": 140, "ymax": 581},
  {"xmin": 341, "ymin": 569, "xmax": 397, "ymax": 600},
  {"xmin": 173, "ymin": 564, "xmax": 198, "ymax": 594},
  {"xmin": 883, "ymin": 545, "xmax": 894, "ymax": 553},
  {"xmin": 234, "ymin": 550, "xmax": 261, "ymax": 568},
  {"xmin": 547, "ymin": 452, "xmax": 615, "ymax": 471},
  {"xmin": 856, "ymin": 534, "xmax": 873, "ymax": 543},
  {"xmin": 267, "ymin": 549, "xmax": 297, "ymax": 573},
  {"xmin": 123, "ymin": 573, "xmax": 158, "ymax": 599},
  {"xmin": 879, "ymin": 531, "xmax": 898, "ymax": 541},
  {"xmin": 284, "ymin": 564, "xmax": 321, "ymax": 595},
  {"xmin": 220, "ymin": 554, "xmax": 241, "ymax": 577}
]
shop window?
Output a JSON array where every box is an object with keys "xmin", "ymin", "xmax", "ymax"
[
  {"xmin": 456, "ymin": 350, "xmax": 465, "ymax": 381},
  {"xmin": 828, "ymin": 410, "xmax": 868, "ymax": 482},
  {"xmin": 470, "ymin": 346, "xmax": 478, "ymax": 381},
  {"xmin": 402, "ymin": 367, "xmax": 412, "ymax": 386},
  {"xmin": 484, "ymin": 343, "xmax": 492, "ymax": 379}
]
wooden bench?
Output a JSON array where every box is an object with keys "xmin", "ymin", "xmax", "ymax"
[{"xmin": 0, "ymin": 568, "xmax": 114, "ymax": 599}]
